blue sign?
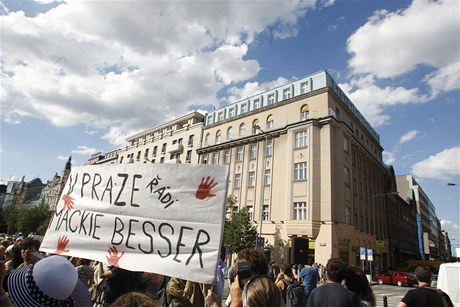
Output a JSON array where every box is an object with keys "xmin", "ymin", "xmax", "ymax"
[{"xmin": 360, "ymin": 247, "xmax": 366, "ymax": 260}]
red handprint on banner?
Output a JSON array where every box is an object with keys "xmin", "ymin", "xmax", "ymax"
[
  {"xmin": 195, "ymin": 176, "xmax": 218, "ymax": 200},
  {"xmin": 106, "ymin": 246, "xmax": 125, "ymax": 267},
  {"xmin": 54, "ymin": 235, "xmax": 70, "ymax": 254},
  {"xmin": 62, "ymin": 194, "xmax": 74, "ymax": 211}
]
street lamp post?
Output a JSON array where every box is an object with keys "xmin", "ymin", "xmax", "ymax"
[
  {"xmin": 253, "ymin": 124, "xmax": 268, "ymax": 250},
  {"xmin": 371, "ymin": 191, "xmax": 399, "ymax": 280}
]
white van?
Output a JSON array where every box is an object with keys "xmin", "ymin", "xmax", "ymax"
[{"xmin": 437, "ymin": 262, "xmax": 460, "ymax": 307}]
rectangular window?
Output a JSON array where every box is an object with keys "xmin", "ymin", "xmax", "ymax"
[
  {"xmin": 300, "ymin": 111, "xmax": 309, "ymax": 121},
  {"xmin": 254, "ymin": 99, "xmax": 260, "ymax": 109},
  {"xmin": 234, "ymin": 174, "xmax": 241, "ymax": 188},
  {"xmin": 264, "ymin": 169, "xmax": 271, "ymax": 185},
  {"xmin": 188, "ymin": 135, "xmax": 194, "ymax": 146},
  {"xmin": 160, "ymin": 157, "xmax": 165, "ymax": 163},
  {"xmin": 293, "ymin": 202, "xmax": 308, "ymax": 220},
  {"xmin": 283, "ymin": 88, "xmax": 291, "ymax": 100},
  {"xmin": 186, "ymin": 150, "xmax": 192, "ymax": 162},
  {"xmin": 152, "ymin": 146, "xmax": 157, "ymax": 157},
  {"xmin": 266, "ymin": 119, "xmax": 274, "ymax": 129},
  {"xmin": 294, "ymin": 162, "xmax": 307, "ymax": 180},
  {"xmin": 267, "ymin": 94, "xmax": 275, "ymax": 105},
  {"xmin": 241, "ymin": 103, "xmax": 248, "ymax": 113},
  {"xmin": 224, "ymin": 150, "xmax": 231, "ymax": 164},
  {"xmin": 161, "ymin": 143, "xmax": 167, "ymax": 154},
  {"xmin": 345, "ymin": 206, "xmax": 351, "ymax": 225},
  {"xmin": 247, "ymin": 205, "xmax": 253, "ymax": 220},
  {"xmin": 344, "ymin": 137, "xmax": 349, "ymax": 152},
  {"xmin": 229, "ymin": 108, "xmax": 235, "ymax": 117},
  {"xmin": 144, "ymin": 148, "xmax": 149, "ymax": 159},
  {"xmin": 262, "ymin": 205, "xmax": 269, "ymax": 221},
  {"xmin": 300, "ymin": 81, "xmax": 309, "ymax": 94},
  {"xmin": 136, "ymin": 151, "xmax": 141, "ymax": 161},
  {"xmin": 295, "ymin": 131, "xmax": 307, "ymax": 148},
  {"xmin": 344, "ymin": 167, "xmax": 350, "ymax": 185},
  {"xmin": 202, "ymin": 154, "xmax": 208, "ymax": 164},
  {"xmin": 218, "ymin": 112, "xmax": 224, "ymax": 121},
  {"xmin": 248, "ymin": 171, "xmax": 255, "ymax": 187},
  {"xmin": 265, "ymin": 139, "xmax": 273, "ymax": 156},
  {"xmin": 213, "ymin": 152, "xmax": 219, "ymax": 164},
  {"xmin": 207, "ymin": 115, "xmax": 213, "ymax": 124},
  {"xmin": 237, "ymin": 147, "xmax": 244, "ymax": 161},
  {"xmin": 250, "ymin": 144, "xmax": 257, "ymax": 159}
]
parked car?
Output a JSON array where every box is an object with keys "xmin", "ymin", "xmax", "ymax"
[{"xmin": 376, "ymin": 271, "xmax": 416, "ymax": 287}]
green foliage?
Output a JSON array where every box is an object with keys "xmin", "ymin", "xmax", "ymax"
[
  {"xmin": 223, "ymin": 196, "xmax": 257, "ymax": 253},
  {"xmin": 4, "ymin": 204, "xmax": 51, "ymax": 235}
]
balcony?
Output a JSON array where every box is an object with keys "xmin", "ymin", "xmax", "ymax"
[
  {"xmin": 165, "ymin": 158, "xmax": 182, "ymax": 164},
  {"xmin": 167, "ymin": 143, "xmax": 184, "ymax": 154}
]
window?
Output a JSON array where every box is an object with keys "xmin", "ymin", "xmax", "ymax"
[
  {"xmin": 343, "ymin": 137, "xmax": 349, "ymax": 152},
  {"xmin": 227, "ymin": 127, "xmax": 233, "ymax": 140},
  {"xmin": 345, "ymin": 206, "xmax": 351, "ymax": 225},
  {"xmin": 152, "ymin": 146, "xmax": 157, "ymax": 157},
  {"xmin": 239, "ymin": 123, "xmax": 246, "ymax": 137},
  {"xmin": 264, "ymin": 169, "xmax": 271, "ymax": 185},
  {"xmin": 216, "ymin": 131, "xmax": 221, "ymax": 144},
  {"xmin": 136, "ymin": 151, "xmax": 141, "ymax": 161},
  {"xmin": 237, "ymin": 147, "xmax": 244, "ymax": 161},
  {"xmin": 170, "ymin": 153, "xmax": 180, "ymax": 160},
  {"xmin": 248, "ymin": 171, "xmax": 255, "ymax": 187},
  {"xmin": 241, "ymin": 103, "xmax": 248, "ymax": 113},
  {"xmin": 160, "ymin": 157, "xmax": 164, "ymax": 163},
  {"xmin": 265, "ymin": 139, "xmax": 273, "ymax": 156},
  {"xmin": 186, "ymin": 150, "xmax": 192, "ymax": 162},
  {"xmin": 266, "ymin": 116, "xmax": 274, "ymax": 129},
  {"xmin": 218, "ymin": 112, "xmax": 224, "ymax": 121},
  {"xmin": 213, "ymin": 152, "xmax": 219, "ymax": 164},
  {"xmin": 254, "ymin": 99, "xmax": 260, "ymax": 109},
  {"xmin": 283, "ymin": 88, "xmax": 291, "ymax": 100},
  {"xmin": 300, "ymin": 105, "xmax": 309, "ymax": 121},
  {"xmin": 234, "ymin": 174, "xmax": 241, "ymax": 188},
  {"xmin": 300, "ymin": 81, "xmax": 309, "ymax": 94},
  {"xmin": 188, "ymin": 135, "xmax": 194, "ymax": 146},
  {"xmin": 294, "ymin": 162, "xmax": 307, "ymax": 180},
  {"xmin": 267, "ymin": 94, "xmax": 275, "ymax": 105},
  {"xmin": 202, "ymin": 154, "xmax": 208, "ymax": 164},
  {"xmin": 224, "ymin": 150, "xmax": 231, "ymax": 164},
  {"xmin": 207, "ymin": 115, "xmax": 213, "ymax": 124},
  {"xmin": 229, "ymin": 108, "xmax": 235, "ymax": 117},
  {"xmin": 119, "ymin": 156, "xmax": 124, "ymax": 163},
  {"xmin": 344, "ymin": 167, "xmax": 350, "ymax": 185},
  {"xmin": 205, "ymin": 133, "xmax": 211, "ymax": 146},
  {"xmin": 247, "ymin": 206, "xmax": 254, "ymax": 220},
  {"xmin": 144, "ymin": 148, "xmax": 149, "ymax": 159},
  {"xmin": 250, "ymin": 144, "xmax": 257, "ymax": 159},
  {"xmin": 293, "ymin": 202, "xmax": 308, "ymax": 220},
  {"xmin": 262, "ymin": 205, "xmax": 269, "ymax": 221},
  {"xmin": 295, "ymin": 131, "xmax": 307, "ymax": 148},
  {"xmin": 161, "ymin": 143, "xmax": 167, "ymax": 154}
]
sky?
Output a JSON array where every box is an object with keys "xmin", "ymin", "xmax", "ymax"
[{"xmin": 0, "ymin": 0, "xmax": 459, "ymax": 249}]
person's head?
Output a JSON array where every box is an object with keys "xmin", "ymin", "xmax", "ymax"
[
  {"xmin": 242, "ymin": 275, "xmax": 285, "ymax": 307},
  {"xmin": 19, "ymin": 236, "xmax": 41, "ymax": 265},
  {"xmin": 7, "ymin": 255, "xmax": 78, "ymax": 306},
  {"xmin": 236, "ymin": 248, "xmax": 269, "ymax": 289},
  {"xmin": 326, "ymin": 258, "xmax": 346, "ymax": 283},
  {"xmin": 76, "ymin": 257, "xmax": 92, "ymax": 266},
  {"xmin": 414, "ymin": 266, "xmax": 432, "ymax": 283},
  {"xmin": 280, "ymin": 263, "xmax": 294, "ymax": 278},
  {"xmin": 111, "ymin": 291, "xmax": 159, "ymax": 307},
  {"xmin": 345, "ymin": 266, "xmax": 376, "ymax": 306}
]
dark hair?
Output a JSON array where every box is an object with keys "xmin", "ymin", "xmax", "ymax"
[
  {"xmin": 111, "ymin": 291, "xmax": 158, "ymax": 307},
  {"xmin": 414, "ymin": 266, "xmax": 432, "ymax": 283},
  {"xmin": 280, "ymin": 264, "xmax": 294, "ymax": 278},
  {"xmin": 243, "ymin": 275, "xmax": 285, "ymax": 307},
  {"xmin": 76, "ymin": 258, "xmax": 92, "ymax": 266},
  {"xmin": 237, "ymin": 248, "xmax": 269, "ymax": 276},
  {"xmin": 19, "ymin": 237, "xmax": 41, "ymax": 251},
  {"xmin": 326, "ymin": 258, "xmax": 346, "ymax": 282},
  {"xmin": 345, "ymin": 266, "xmax": 376, "ymax": 307}
]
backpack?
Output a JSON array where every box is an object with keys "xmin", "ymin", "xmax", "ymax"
[
  {"xmin": 436, "ymin": 289, "xmax": 454, "ymax": 307},
  {"xmin": 283, "ymin": 279, "xmax": 306, "ymax": 307}
]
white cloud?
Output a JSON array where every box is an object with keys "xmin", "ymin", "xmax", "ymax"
[
  {"xmin": 0, "ymin": 1, "xmax": 316, "ymax": 145},
  {"xmin": 383, "ymin": 151, "xmax": 396, "ymax": 165},
  {"xmin": 347, "ymin": 0, "xmax": 459, "ymax": 78},
  {"xmin": 424, "ymin": 61, "xmax": 460, "ymax": 97},
  {"xmin": 71, "ymin": 146, "xmax": 101, "ymax": 156},
  {"xmin": 399, "ymin": 130, "xmax": 419, "ymax": 144},
  {"xmin": 440, "ymin": 219, "xmax": 459, "ymax": 242},
  {"xmin": 411, "ymin": 147, "xmax": 460, "ymax": 180},
  {"xmin": 56, "ymin": 155, "xmax": 69, "ymax": 161},
  {"xmin": 224, "ymin": 77, "xmax": 290, "ymax": 104}
]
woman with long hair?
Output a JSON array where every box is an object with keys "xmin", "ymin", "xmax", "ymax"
[{"xmin": 344, "ymin": 265, "xmax": 376, "ymax": 307}]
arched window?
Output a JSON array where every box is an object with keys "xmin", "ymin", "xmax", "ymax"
[
  {"xmin": 300, "ymin": 105, "xmax": 309, "ymax": 121},
  {"xmin": 266, "ymin": 115, "xmax": 274, "ymax": 129},
  {"xmin": 239, "ymin": 123, "xmax": 246, "ymax": 137},
  {"xmin": 215, "ymin": 130, "xmax": 221, "ymax": 144},
  {"xmin": 205, "ymin": 133, "xmax": 211, "ymax": 146},
  {"xmin": 252, "ymin": 120, "xmax": 260, "ymax": 134},
  {"xmin": 227, "ymin": 127, "xmax": 233, "ymax": 140}
]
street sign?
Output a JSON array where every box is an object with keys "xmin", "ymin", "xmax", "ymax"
[
  {"xmin": 367, "ymin": 248, "xmax": 373, "ymax": 262},
  {"xmin": 360, "ymin": 247, "xmax": 366, "ymax": 260},
  {"xmin": 256, "ymin": 236, "xmax": 265, "ymax": 249},
  {"xmin": 376, "ymin": 240, "xmax": 384, "ymax": 248}
]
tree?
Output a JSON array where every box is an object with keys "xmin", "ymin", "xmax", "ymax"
[
  {"xmin": 223, "ymin": 196, "xmax": 257, "ymax": 253},
  {"xmin": 4, "ymin": 204, "xmax": 51, "ymax": 235}
]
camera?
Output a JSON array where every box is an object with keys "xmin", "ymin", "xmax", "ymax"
[{"xmin": 236, "ymin": 261, "xmax": 252, "ymax": 289}]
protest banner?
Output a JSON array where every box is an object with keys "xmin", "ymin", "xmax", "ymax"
[{"xmin": 40, "ymin": 163, "xmax": 229, "ymax": 284}]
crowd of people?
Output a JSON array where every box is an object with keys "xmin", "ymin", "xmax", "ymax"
[{"xmin": 0, "ymin": 233, "xmax": 454, "ymax": 307}]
